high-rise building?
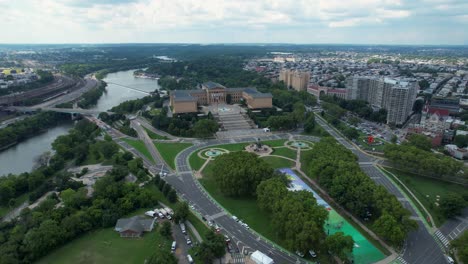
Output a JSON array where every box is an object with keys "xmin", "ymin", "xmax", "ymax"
[
  {"xmin": 346, "ymin": 76, "xmax": 418, "ymax": 125},
  {"xmin": 279, "ymin": 69, "xmax": 310, "ymax": 91}
]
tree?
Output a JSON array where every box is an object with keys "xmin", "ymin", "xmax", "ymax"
[
  {"xmin": 167, "ymin": 189, "xmax": 177, "ymax": 203},
  {"xmin": 419, "ymin": 79, "xmax": 430, "ymax": 89},
  {"xmin": 192, "ymin": 119, "xmax": 219, "ymax": 138},
  {"xmin": 147, "ymin": 250, "xmax": 177, "ymax": 264},
  {"xmin": 439, "ymin": 193, "xmax": 466, "ymax": 218},
  {"xmin": 174, "ymin": 202, "xmax": 189, "ymax": 223},
  {"xmin": 450, "ymin": 230, "xmax": 468, "ymax": 263},
  {"xmin": 304, "ymin": 114, "xmax": 316, "ymax": 134},
  {"xmin": 162, "ymin": 184, "xmax": 172, "ymax": 196},
  {"xmin": 211, "ymin": 152, "xmax": 274, "ymax": 197},
  {"xmin": 160, "ymin": 221, "xmax": 172, "ymax": 238},
  {"xmin": 391, "ymin": 135, "xmax": 398, "ymax": 144},
  {"xmin": 325, "ymin": 232, "xmax": 354, "ymax": 261},
  {"xmin": 197, "ymin": 230, "xmax": 226, "ymax": 262},
  {"xmin": 454, "ymin": 134, "xmax": 468, "ymax": 148},
  {"xmin": 404, "ymin": 134, "xmax": 432, "ymax": 151},
  {"xmin": 373, "ymin": 213, "xmax": 406, "ymax": 246}
]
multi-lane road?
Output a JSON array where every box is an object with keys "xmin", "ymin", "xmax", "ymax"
[
  {"xmin": 166, "ymin": 134, "xmax": 322, "ymax": 264},
  {"xmin": 93, "ymin": 111, "xmax": 450, "ymax": 264},
  {"xmin": 314, "ymin": 116, "xmax": 448, "ymax": 264}
]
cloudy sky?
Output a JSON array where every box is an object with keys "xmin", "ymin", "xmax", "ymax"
[{"xmin": 0, "ymin": 0, "xmax": 467, "ymax": 45}]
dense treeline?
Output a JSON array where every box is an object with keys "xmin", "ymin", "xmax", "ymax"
[
  {"xmin": 109, "ymin": 93, "xmax": 165, "ymax": 114},
  {"xmin": 321, "ymin": 95, "xmax": 388, "ymax": 124},
  {"xmin": 210, "ymin": 151, "xmax": 354, "ymax": 260},
  {"xmin": 321, "ymin": 103, "xmax": 360, "ymax": 140},
  {"xmin": 145, "ymin": 57, "xmax": 277, "ymax": 91},
  {"xmin": 0, "ymin": 119, "xmax": 161, "ymax": 263},
  {"xmin": 0, "ymin": 111, "xmax": 69, "ymax": 150},
  {"xmin": 77, "ymin": 81, "xmax": 107, "ymax": 109},
  {"xmin": 303, "ymin": 138, "xmax": 417, "ymax": 246},
  {"xmin": 257, "ymin": 178, "xmax": 354, "ymax": 258},
  {"xmin": 384, "ymin": 143, "xmax": 468, "ymax": 184},
  {"xmin": 60, "ymin": 59, "xmax": 153, "ymax": 77},
  {"xmin": 148, "ymin": 107, "xmax": 218, "ymax": 138}
]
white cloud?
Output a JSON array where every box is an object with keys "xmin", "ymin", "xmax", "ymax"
[{"xmin": 0, "ymin": 0, "xmax": 465, "ymax": 44}]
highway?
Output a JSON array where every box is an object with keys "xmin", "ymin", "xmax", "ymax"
[{"xmin": 314, "ymin": 115, "xmax": 448, "ymax": 264}]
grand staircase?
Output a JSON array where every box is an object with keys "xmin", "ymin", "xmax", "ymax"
[{"xmin": 217, "ymin": 112, "xmax": 255, "ymax": 131}]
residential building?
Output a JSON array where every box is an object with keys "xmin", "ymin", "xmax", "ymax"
[
  {"xmin": 169, "ymin": 81, "xmax": 272, "ymax": 114},
  {"xmin": 279, "ymin": 69, "xmax": 310, "ymax": 91},
  {"xmin": 346, "ymin": 76, "xmax": 418, "ymax": 125}
]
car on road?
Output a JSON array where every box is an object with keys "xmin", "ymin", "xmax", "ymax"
[
  {"xmin": 186, "ymin": 238, "xmax": 192, "ymax": 245},
  {"xmin": 232, "ymin": 215, "xmax": 239, "ymax": 222},
  {"xmin": 171, "ymin": 241, "xmax": 176, "ymax": 252},
  {"xmin": 189, "ymin": 204, "xmax": 195, "ymax": 210},
  {"xmin": 224, "ymin": 235, "xmax": 231, "ymax": 243}
]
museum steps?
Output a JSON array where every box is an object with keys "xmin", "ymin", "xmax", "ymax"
[{"xmin": 217, "ymin": 112, "xmax": 255, "ymax": 131}]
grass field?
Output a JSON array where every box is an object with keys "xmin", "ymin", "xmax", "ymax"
[
  {"xmin": 36, "ymin": 224, "xmax": 171, "ymax": 264},
  {"xmin": 122, "ymin": 138, "xmax": 155, "ymax": 163},
  {"xmin": 260, "ymin": 156, "xmax": 295, "ymax": 169},
  {"xmin": 259, "ymin": 139, "xmax": 287, "ymax": 147},
  {"xmin": 143, "ymin": 127, "xmax": 168, "ymax": 140},
  {"xmin": 386, "ymin": 168, "xmax": 468, "ymax": 226},
  {"xmin": 200, "ymin": 163, "xmax": 281, "ymax": 246},
  {"xmin": 188, "ymin": 152, "xmax": 207, "ymax": 171},
  {"xmin": 356, "ymin": 136, "xmax": 386, "ymax": 152},
  {"xmin": 271, "ymin": 147, "xmax": 297, "ymax": 160},
  {"xmin": 153, "ymin": 142, "xmax": 193, "ymax": 170},
  {"xmin": 0, "ymin": 193, "xmax": 29, "ymax": 218}
]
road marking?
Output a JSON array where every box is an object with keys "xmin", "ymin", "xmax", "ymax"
[{"xmin": 209, "ymin": 211, "xmax": 227, "ymax": 220}]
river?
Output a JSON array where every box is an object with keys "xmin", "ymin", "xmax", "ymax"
[{"xmin": 0, "ymin": 69, "xmax": 159, "ymax": 176}]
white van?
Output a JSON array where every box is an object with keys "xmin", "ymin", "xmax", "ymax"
[
  {"xmin": 187, "ymin": 254, "xmax": 194, "ymax": 263},
  {"xmin": 171, "ymin": 241, "xmax": 176, "ymax": 252}
]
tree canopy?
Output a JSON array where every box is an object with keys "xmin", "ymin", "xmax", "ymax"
[{"xmin": 211, "ymin": 152, "xmax": 274, "ymax": 197}]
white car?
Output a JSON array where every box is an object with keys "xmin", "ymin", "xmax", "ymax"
[
  {"xmin": 186, "ymin": 238, "xmax": 192, "ymax": 245},
  {"xmin": 232, "ymin": 215, "xmax": 239, "ymax": 222}
]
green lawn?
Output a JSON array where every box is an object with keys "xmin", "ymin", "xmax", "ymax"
[
  {"xmin": 200, "ymin": 163, "xmax": 281, "ymax": 247},
  {"xmin": 0, "ymin": 193, "xmax": 29, "ymax": 218},
  {"xmin": 271, "ymin": 147, "xmax": 297, "ymax": 160},
  {"xmin": 188, "ymin": 152, "xmax": 207, "ymax": 171},
  {"xmin": 386, "ymin": 168, "xmax": 468, "ymax": 226},
  {"xmin": 143, "ymin": 127, "xmax": 168, "ymax": 140},
  {"xmin": 122, "ymin": 138, "xmax": 155, "ymax": 163},
  {"xmin": 260, "ymin": 139, "xmax": 288, "ymax": 147},
  {"xmin": 36, "ymin": 225, "xmax": 171, "ymax": 264},
  {"xmin": 153, "ymin": 142, "xmax": 193, "ymax": 170},
  {"xmin": 356, "ymin": 136, "xmax": 385, "ymax": 152},
  {"xmin": 260, "ymin": 156, "xmax": 295, "ymax": 169}
]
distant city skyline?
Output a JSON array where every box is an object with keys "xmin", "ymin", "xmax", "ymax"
[{"xmin": 0, "ymin": 0, "xmax": 467, "ymax": 45}]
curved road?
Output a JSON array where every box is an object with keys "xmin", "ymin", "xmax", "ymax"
[{"xmin": 165, "ymin": 134, "xmax": 320, "ymax": 264}]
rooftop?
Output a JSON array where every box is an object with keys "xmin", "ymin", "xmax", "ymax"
[{"xmin": 202, "ymin": 81, "xmax": 225, "ymax": 90}]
